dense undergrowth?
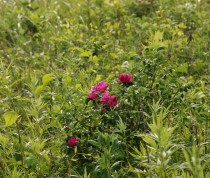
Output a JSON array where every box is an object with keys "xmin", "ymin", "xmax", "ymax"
[{"xmin": 0, "ymin": 0, "xmax": 210, "ymax": 177}]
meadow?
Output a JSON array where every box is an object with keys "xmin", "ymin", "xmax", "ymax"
[{"xmin": 0, "ymin": 0, "xmax": 209, "ymax": 177}]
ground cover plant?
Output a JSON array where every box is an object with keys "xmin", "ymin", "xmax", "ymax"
[{"xmin": 0, "ymin": 0, "xmax": 210, "ymax": 177}]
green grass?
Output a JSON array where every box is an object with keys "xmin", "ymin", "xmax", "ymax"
[{"xmin": 0, "ymin": 0, "xmax": 209, "ymax": 177}]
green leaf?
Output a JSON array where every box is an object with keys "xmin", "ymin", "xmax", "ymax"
[
  {"xmin": 42, "ymin": 74, "xmax": 54, "ymax": 85},
  {"xmin": 64, "ymin": 72, "xmax": 72, "ymax": 84},
  {"xmin": 0, "ymin": 133, "xmax": 9, "ymax": 146},
  {"xmin": 25, "ymin": 156, "xmax": 37, "ymax": 169},
  {"xmin": 79, "ymin": 51, "xmax": 92, "ymax": 57},
  {"xmin": 35, "ymin": 85, "xmax": 44, "ymax": 96},
  {"xmin": 143, "ymin": 135, "xmax": 157, "ymax": 149},
  {"xmin": 4, "ymin": 111, "xmax": 18, "ymax": 127},
  {"xmin": 88, "ymin": 140, "xmax": 100, "ymax": 147},
  {"xmin": 111, "ymin": 161, "xmax": 122, "ymax": 169},
  {"xmin": 91, "ymin": 55, "xmax": 99, "ymax": 64},
  {"xmin": 154, "ymin": 30, "xmax": 163, "ymax": 41},
  {"xmin": 110, "ymin": 53, "xmax": 118, "ymax": 59},
  {"xmin": 176, "ymin": 64, "xmax": 188, "ymax": 73}
]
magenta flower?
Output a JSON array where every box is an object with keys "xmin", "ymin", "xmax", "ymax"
[
  {"xmin": 87, "ymin": 81, "xmax": 108, "ymax": 100},
  {"xmin": 99, "ymin": 91, "xmax": 109, "ymax": 102},
  {"xmin": 106, "ymin": 96, "xmax": 118, "ymax": 107},
  {"xmin": 118, "ymin": 74, "xmax": 132, "ymax": 83},
  {"xmin": 100, "ymin": 91, "xmax": 119, "ymax": 107},
  {"xmin": 88, "ymin": 86, "xmax": 98, "ymax": 99},
  {"xmin": 88, "ymin": 92, "xmax": 98, "ymax": 99},
  {"xmin": 67, "ymin": 137, "xmax": 78, "ymax": 147},
  {"xmin": 95, "ymin": 81, "xmax": 108, "ymax": 93}
]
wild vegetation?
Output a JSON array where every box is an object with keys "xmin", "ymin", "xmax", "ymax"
[{"xmin": 0, "ymin": 0, "xmax": 209, "ymax": 177}]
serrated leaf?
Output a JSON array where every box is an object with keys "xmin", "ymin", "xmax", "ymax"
[
  {"xmin": 4, "ymin": 111, "xmax": 18, "ymax": 127},
  {"xmin": 42, "ymin": 74, "xmax": 54, "ymax": 85}
]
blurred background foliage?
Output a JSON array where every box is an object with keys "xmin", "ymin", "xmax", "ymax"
[{"xmin": 0, "ymin": 0, "xmax": 209, "ymax": 177}]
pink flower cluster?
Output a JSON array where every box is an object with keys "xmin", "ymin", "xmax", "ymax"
[
  {"xmin": 88, "ymin": 81, "xmax": 118, "ymax": 107},
  {"xmin": 100, "ymin": 91, "xmax": 118, "ymax": 107},
  {"xmin": 88, "ymin": 81, "xmax": 108, "ymax": 100},
  {"xmin": 87, "ymin": 74, "xmax": 132, "ymax": 107}
]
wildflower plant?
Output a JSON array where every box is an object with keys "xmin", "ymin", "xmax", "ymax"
[
  {"xmin": 87, "ymin": 80, "xmax": 119, "ymax": 108},
  {"xmin": 0, "ymin": 0, "xmax": 209, "ymax": 177}
]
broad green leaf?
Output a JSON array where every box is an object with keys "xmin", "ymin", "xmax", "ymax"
[
  {"xmin": 104, "ymin": 64, "xmax": 111, "ymax": 70},
  {"xmin": 95, "ymin": 75, "xmax": 102, "ymax": 82},
  {"xmin": 104, "ymin": 0, "xmax": 110, "ymax": 5},
  {"xmin": 4, "ymin": 111, "xmax": 18, "ymax": 127},
  {"xmin": 64, "ymin": 75, "xmax": 72, "ymax": 84},
  {"xmin": 102, "ymin": 44, "xmax": 108, "ymax": 49},
  {"xmin": 79, "ymin": 51, "xmax": 92, "ymax": 57},
  {"xmin": 76, "ymin": 83, "xmax": 81, "ymax": 89},
  {"xmin": 110, "ymin": 53, "xmax": 118, "ymax": 59},
  {"xmin": 42, "ymin": 74, "xmax": 54, "ymax": 85},
  {"xmin": 35, "ymin": 85, "xmax": 44, "ymax": 96},
  {"xmin": 176, "ymin": 64, "xmax": 188, "ymax": 73},
  {"xmin": 64, "ymin": 72, "xmax": 72, "ymax": 84},
  {"xmin": 154, "ymin": 30, "xmax": 163, "ymax": 41},
  {"xmin": 25, "ymin": 156, "xmax": 37, "ymax": 169},
  {"xmin": 178, "ymin": 22, "xmax": 187, "ymax": 29},
  {"xmin": 29, "ymin": 14, "xmax": 39, "ymax": 22},
  {"xmin": 91, "ymin": 55, "xmax": 99, "ymax": 64},
  {"xmin": 69, "ymin": 47, "xmax": 83, "ymax": 52},
  {"xmin": 0, "ymin": 133, "xmax": 9, "ymax": 146}
]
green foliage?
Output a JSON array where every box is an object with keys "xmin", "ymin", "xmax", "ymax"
[
  {"xmin": 4, "ymin": 111, "xmax": 19, "ymax": 127},
  {"xmin": 0, "ymin": 0, "xmax": 209, "ymax": 177},
  {"xmin": 131, "ymin": 102, "xmax": 178, "ymax": 177}
]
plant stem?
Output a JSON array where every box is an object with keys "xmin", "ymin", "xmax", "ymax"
[{"xmin": 16, "ymin": 121, "xmax": 24, "ymax": 168}]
